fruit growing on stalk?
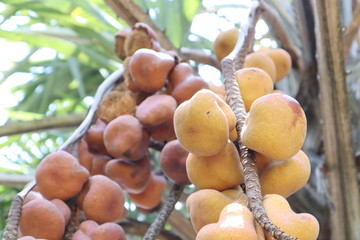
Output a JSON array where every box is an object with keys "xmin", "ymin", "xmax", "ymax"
[
  {"xmin": 72, "ymin": 220, "xmax": 126, "ymax": 240},
  {"xmin": 213, "ymin": 28, "xmax": 240, "ymax": 61},
  {"xmin": 35, "ymin": 151, "xmax": 89, "ymax": 200},
  {"xmin": 241, "ymin": 93, "xmax": 307, "ymax": 161},
  {"xmin": 171, "ymin": 75, "xmax": 209, "ymax": 104},
  {"xmin": 196, "ymin": 203, "xmax": 259, "ymax": 240},
  {"xmin": 256, "ymin": 150, "xmax": 311, "ymax": 198},
  {"xmin": 186, "ymin": 140, "xmax": 244, "ymax": 191},
  {"xmin": 235, "ymin": 67, "xmax": 274, "ymax": 111},
  {"xmin": 263, "ymin": 194, "xmax": 320, "ymax": 240},
  {"xmin": 174, "ymin": 89, "xmax": 235, "ymax": 157},
  {"xmin": 244, "ymin": 51, "xmax": 277, "ymax": 82},
  {"xmin": 103, "ymin": 114, "xmax": 149, "ymax": 161},
  {"xmin": 263, "ymin": 48, "xmax": 292, "ymax": 83}
]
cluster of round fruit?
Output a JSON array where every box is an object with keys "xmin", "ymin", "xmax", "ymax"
[
  {"xmin": 171, "ymin": 28, "xmax": 320, "ymax": 239},
  {"xmin": 16, "ymin": 22, "xmax": 216, "ymax": 240}
]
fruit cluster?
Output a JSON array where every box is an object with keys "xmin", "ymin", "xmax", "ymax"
[
  {"xmin": 17, "ymin": 22, "xmax": 213, "ymax": 240},
  {"xmin": 172, "ymin": 28, "xmax": 320, "ymax": 239}
]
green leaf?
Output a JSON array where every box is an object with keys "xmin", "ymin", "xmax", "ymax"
[
  {"xmin": 183, "ymin": 0, "xmax": 201, "ymax": 22},
  {"xmin": 67, "ymin": 57, "xmax": 86, "ymax": 98}
]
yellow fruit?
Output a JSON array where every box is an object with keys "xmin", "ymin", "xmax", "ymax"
[
  {"xmin": 241, "ymin": 93, "xmax": 307, "ymax": 161},
  {"xmin": 235, "ymin": 67, "xmax": 274, "ymax": 112},
  {"xmin": 186, "ymin": 140, "xmax": 244, "ymax": 191},
  {"xmin": 263, "ymin": 48, "xmax": 292, "ymax": 83},
  {"xmin": 244, "ymin": 52, "xmax": 277, "ymax": 82},
  {"xmin": 213, "ymin": 28, "xmax": 239, "ymax": 61},
  {"xmin": 257, "ymin": 150, "xmax": 311, "ymax": 197},
  {"xmin": 174, "ymin": 89, "xmax": 234, "ymax": 156},
  {"xmin": 263, "ymin": 194, "xmax": 320, "ymax": 240}
]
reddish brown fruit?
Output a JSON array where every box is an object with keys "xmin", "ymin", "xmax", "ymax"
[
  {"xmin": 129, "ymin": 49, "xmax": 175, "ymax": 93},
  {"xmin": 160, "ymin": 140, "xmax": 191, "ymax": 185},
  {"xmin": 171, "ymin": 75, "xmax": 209, "ymax": 104},
  {"xmin": 84, "ymin": 119, "xmax": 110, "ymax": 156},
  {"xmin": 114, "ymin": 28, "xmax": 131, "ymax": 60},
  {"xmin": 128, "ymin": 173, "xmax": 167, "ymax": 210},
  {"xmin": 167, "ymin": 62, "xmax": 194, "ymax": 93},
  {"xmin": 19, "ymin": 198, "xmax": 66, "ymax": 240},
  {"xmin": 104, "ymin": 115, "xmax": 149, "ymax": 161},
  {"xmin": 91, "ymin": 222, "xmax": 126, "ymax": 240},
  {"xmin": 35, "ymin": 151, "xmax": 89, "ymax": 200},
  {"xmin": 148, "ymin": 121, "xmax": 176, "ymax": 142},
  {"xmin": 78, "ymin": 175, "xmax": 126, "ymax": 224},
  {"xmin": 105, "ymin": 155, "xmax": 152, "ymax": 194}
]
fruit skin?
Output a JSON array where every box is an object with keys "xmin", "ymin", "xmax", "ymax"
[
  {"xmin": 84, "ymin": 119, "xmax": 110, "ymax": 156},
  {"xmin": 257, "ymin": 150, "xmax": 311, "ymax": 198},
  {"xmin": 78, "ymin": 175, "xmax": 126, "ymax": 224},
  {"xmin": 213, "ymin": 28, "xmax": 239, "ymax": 61},
  {"xmin": 167, "ymin": 62, "xmax": 194, "ymax": 94},
  {"xmin": 135, "ymin": 94, "xmax": 177, "ymax": 127},
  {"xmin": 186, "ymin": 188, "xmax": 247, "ymax": 232},
  {"xmin": 171, "ymin": 75, "xmax": 209, "ymax": 105},
  {"xmin": 263, "ymin": 194, "xmax": 320, "ymax": 240},
  {"xmin": 128, "ymin": 173, "xmax": 166, "ymax": 210},
  {"xmin": 160, "ymin": 139, "xmax": 191, "ymax": 185},
  {"xmin": 241, "ymin": 93, "xmax": 307, "ymax": 161},
  {"xmin": 196, "ymin": 202, "xmax": 259, "ymax": 240},
  {"xmin": 244, "ymin": 51, "xmax": 277, "ymax": 82},
  {"xmin": 129, "ymin": 48, "xmax": 175, "ymax": 93},
  {"xmin": 19, "ymin": 198, "xmax": 67, "ymax": 240},
  {"xmin": 35, "ymin": 151, "xmax": 89, "ymax": 200},
  {"xmin": 263, "ymin": 48, "xmax": 292, "ymax": 83},
  {"xmin": 186, "ymin": 140, "xmax": 244, "ymax": 191},
  {"xmin": 97, "ymin": 90, "xmax": 136, "ymax": 124},
  {"xmin": 235, "ymin": 67, "xmax": 274, "ymax": 112},
  {"xmin": 104, "ymin": 114, "xmax": 149, "ymax": 161},
  {"xmin": 72, "ymin": 220, "xmax": 126, "ymax": 240},
  {"xmin": 114, "ymin": 28, "xmax": 131, "ymax": 60},
  {"xmin": 174, "ymin": 89, "xmax": 233, "ymax": 157},
  {"xmin": 105, "ymin": 155, "xmax": 151, "ymax": 194}
]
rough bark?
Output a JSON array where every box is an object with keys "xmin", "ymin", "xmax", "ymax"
[{"xmin": 312, "ymin": 0, "xmax": 360, "ymax": 239}]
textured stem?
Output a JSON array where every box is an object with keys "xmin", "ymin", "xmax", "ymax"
[
  {"xmin": 143, "ymin": 184, "xmax": 184, "ymax": 240},
  {"xmin": 3, "ymin": 195, "xmax": 23, "ymax": 240},
  {"xmin": 222, "ymin": 3, "xmax": 297, "ymax": 239}
]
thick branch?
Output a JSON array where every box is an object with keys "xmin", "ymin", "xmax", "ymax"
[
  {"xmin": 312, "ymin": 0, "xmax": 360, "ymax": 239},
  {"xmin": 0, "ymin": 114, "xmax": 85, "ymax": 137},
  {"xmin": 0, "ymin": 173, "xmax": 33, "ymax": 188},
  {"xmin": 104, "ymin": 0, "xmax": 177, "ymax": 52},
  {"xmin": 143, "ymin": 184, "xmax": 184, "ymax": 240},
  {"xmin": 180, "ymin": 47, "xmax": 221, "ymax": 70},
  {"xmin": 343, "ymin": 4, "xmax": 360, "ymax": 58}
]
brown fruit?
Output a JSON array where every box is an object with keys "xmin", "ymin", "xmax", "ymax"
[
  {"xmin": 128, "ymin": 173, "xmax": 166, "ymax": 210},
  {"xmin": 105, "ymin": 155, "xmax": 151, "ymax": 194},
  {"xmin": 241, "ymin": 93, "xmax": 307, "ymax": 161},
  {"xmin": 213, "ymin": 28, "xmax": 239, "ymax": 61},
  {"xmin": 104, "ymin": 114, "xmax": 149, "ymax": 161},
  {"xmin": 50, "ymin": 199, "xmax": 71, "ymax": 224},
  {"xmin": 186, "ymin": 140, "xmax": 244, "ymax": 191},
  {"xmin": 235, "ymin": 67, "xmax": 274, "ymax": 112},
  {"xmin": 244, "ymin": 52, "xmax": 277, "ymax": 82},
  {"xmin": 18, "ymin": 237, "xmax": 37, "ymax": 240},
  {"xmin": 124, "ymin": 23, "xmax": 159, "ymax": 57},
  {"xmin": 135, "ymin": 94, "xmax": 177, "ymax": 126},
  {"xmin": 160, "ymin": 139, "xmax": 190, "ymax": 185},
  {"xmin": 78, "ymin": 139, "xmax": 93, "ymax": 171},
  {"xmin": 208, "ymin": 83, "xmax": 227, "ymax": 101},
  {"xmin": 171, "ymin": 75, "xmax": 209, "ymax": 105},
  {"xmin": 19, "ymin": 198, "xmax": 66, "ymax": 240},
  {"xmin": 123, "ymin": 56, "xmax": 141, "ymax": 93},
  {"xmin": 167, "ymin": 62, "xmax": 194, "ymax": 93},
  {"xmin": 263, "ymin": 48, "xmax": 292, "ymax": 83},
  {"xmin": 114, "ymin": 28, "xmax": 131, "ymax": 60},
  {"xmin": 97, "ymin": 90, "xmax": 136, "ymax": 124},
  {"xmin": 91, "ymin": 222, "xmax": 126, "ymax": 240},
  {"xmin": 23, "ymin": 191, "xmax": 43, "ymax": 205},
  {"xmin": 129, "ymin": 48, "xmax": 175, "ymax": 93},
  {"xmin": 84, "ymin": 119, "xmax": 110, "ymax": 156},
  {"xmin": 35, "ymin": 151, "xmax": 89, "ymax": 200},
  {"xmin": 148, "ymin": 120, "xmax": 176, "ymax": 142},
  {"xmin": 78, "ymin": 175, "xmax": 126, "ymax": 223}
]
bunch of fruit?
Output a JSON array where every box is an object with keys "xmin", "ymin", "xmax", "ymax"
[
  {"xmin": 172, "ymin": 28, "xmax": 320, "ymax": 239},
  {"xmin": 16, "ymin": 22, "xmax": 213, "ymax": 240}
]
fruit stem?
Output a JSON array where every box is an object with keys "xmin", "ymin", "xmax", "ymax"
[
  {"xmin": 2, "ymin": 195, "xmax": 22, "ymax": 240},
  {"xmin": 143, "ymin": 184, "xmax": 184, "ymax": 240},
  {"xmin": 221, "ymin": 2, "xmax": 298, "ymax": 240}
]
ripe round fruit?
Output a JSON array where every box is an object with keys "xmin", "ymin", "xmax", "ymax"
[{"xmin": 213, "ymin": 28, "xmax": 239, "ymax": 61}]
